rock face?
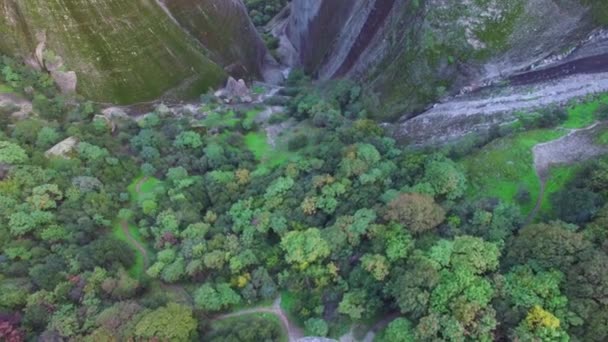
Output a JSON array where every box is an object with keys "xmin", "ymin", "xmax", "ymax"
[
  {"xmin": 283, "ymin": 0, "xmax": 599, "ymax": 120},
  {"xmin": 45, "ymin": 137, "xmax": 78, "ymax": 158},
  {"xmin": 0, "ymin": 0, "xmax": 275, "ymax": 104},
  {"xmin": 162, "ymin": 0, "xmax": 283, "ymax": 83}
]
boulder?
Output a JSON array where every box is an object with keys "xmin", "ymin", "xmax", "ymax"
[
  {"xmin": 45, "ymin": 137, "xmax": 78, "ymax": 158},
  {"xmin": 0, "ymin": 93, "xmax": 32, "ymax": 118},
  {"xmin": 215, "ymin": 77, "xmax": 252, "ymax": 103}
]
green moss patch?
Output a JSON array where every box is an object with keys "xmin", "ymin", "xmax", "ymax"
[{"xmin": 472, "ymin": 0, "xmax": 524, "ymax": 53}]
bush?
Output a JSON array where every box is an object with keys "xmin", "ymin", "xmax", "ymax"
[
  {"xmin": 517, "ymin": 107, "xmax": 567, "ymax": 130},
  {"xmin": 304, "ymin": 318, "xmax": 329, "ymax": 337},
  {"xmin": 596, "ymin": 103, "xmax": 608, "ymax": 120},
  {"xmin": 514, "ymin": 186, "xmax": 531, "ymax": 204},
  {"xmin": 288, "ymin": 134, "xmax": 308, "ymax": 151}
]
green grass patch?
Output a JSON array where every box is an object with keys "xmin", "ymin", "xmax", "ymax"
[
  {"xmin": 280, "ymin": 291, "xmax": 296, "ymax": 314},
  {"xmin": 461, "ymin": 129, "xmax": 565, "ymax": 215},
  {"xmin": 199, "ymin": 109, "xmax": 262, "ymax": 130},
  {"xmin": 563, "ymin": 93, "xmax": 608, "ymax": 129},
  {"xmin": 127, "ymin": 175, "xmax": 162, "ymax": 203},
  {"xmin": 0, "ymin": 82, "xmax": 12, "ymax": 93},
  {"xmin": 245, "ymin": 132, "xmax": 290, "ymax": 167},
  {"xmin": 245, "ymin": 132, "xmax": 269, "ymax": 159}
]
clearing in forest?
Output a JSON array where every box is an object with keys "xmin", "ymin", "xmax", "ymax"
[{"xmin": 461, "ymin": 94, "xmax": 608, "ymax": 218}]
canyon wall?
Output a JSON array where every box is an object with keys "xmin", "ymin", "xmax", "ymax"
[{"xmin": 285, "ymin": 0, "xmax": 598, "ymax": 121}]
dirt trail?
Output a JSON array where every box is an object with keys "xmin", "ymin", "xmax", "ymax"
[
  {"xmin": 216, "ymin": 297, "xmax": 304, "ymax": 342},
  {"xmin": 120, "ymin": 220, "xmax": 150, "ymax": 268},
  {"xmin": 525, "ymin": 122, "xmax": 608, "ymax": 223}
]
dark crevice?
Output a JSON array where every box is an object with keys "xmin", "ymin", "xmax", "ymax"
[{"xmin": 332, "ymin": 0, "xmax": 397, "ymax": 78}]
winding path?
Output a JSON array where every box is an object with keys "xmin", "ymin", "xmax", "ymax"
[{"xmin": 120, "ymin": 220, "xmax": 150, "ymax": 269}]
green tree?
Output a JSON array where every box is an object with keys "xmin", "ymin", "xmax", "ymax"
[
  {"xmin": 0, "ymin": 141, "xmax": 27, "ymax": 164},
  {"xmin": 338, "ymin": 290, "xmax": 367, "ymax": 320},
  {"xmin": 281, "ymin": 228, "xmax": 330, "ymax": 268},
  {"xmin": 423, "ymin": 159, "xmax": 466, "ymax": 200},
  {"xmin": 504, "ymin": 265, "xmax": 567, "ymax": 316},
  {"xmin": 361, "ymin": 254, "xmax": 390, "ymax": 281},
  {"xmin": 506, "ymin": 223, "xmax": 590, "ymax": 270},
  {"xmin": 377, "ymin": 318, "xmax": 415, "ymax": 342},
  {"xmin": 385, "ymin": 193, "xmax": 445, "ymax": 234},
  {"xmin": 304, "ymin": 318, "xmax": 329, "ymax": 337},
  {"xmin": 174, "ymin": 131, "xmax": 203, "ymax": 149},
  {"xmin": 36, "ymin": 127, "xmax": 60, "ymax": 149},
  {"xmin": 194, "ymin": 283, "xmax": 241, "ymax": 312},
  {"xmin": 134, "ymin": 303, "xmax": 197, "ymax": 341}
]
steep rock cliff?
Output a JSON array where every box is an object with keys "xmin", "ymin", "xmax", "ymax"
[
  {"xmin": 284, "ymin": 0, "xmax": 599, "ymax": 121},
  {"xmin": 163, "ymin": 0, "xmax": 283, "ymax": 83},
  {"xmin": 0, "ymin": 0, "xmax": 273, "ymax": 104}
]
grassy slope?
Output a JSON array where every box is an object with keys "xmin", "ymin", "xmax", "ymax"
[
  {"xmin": 460, "ymin": 95, "xmax": 608, "ymax": 216},
  {"xmin": 112, "ymin": 176, "xmax": 161, "ymax": 279},
  {"xmin": 462, "ymin": 129, "xmax": 563, "ymax": 215}
]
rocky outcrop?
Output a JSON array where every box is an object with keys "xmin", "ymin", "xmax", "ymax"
[
  {"xmin": 283, "ymin": 0, "xmax": 599, "ymax": 121},
  {"xmin": 0, "ymin": 93, "xmax": 32, "ymax": 118},
  {"xmin": 45, "ymin": 137, "xmax": 78, "ymax": 158},
  {"xmin": 0, "ymin": 0, "xmax": 276, "ymax": 104},
  {"xmin": 393, "ymin": 31, "xmax": 608, "ymax": 144}
]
